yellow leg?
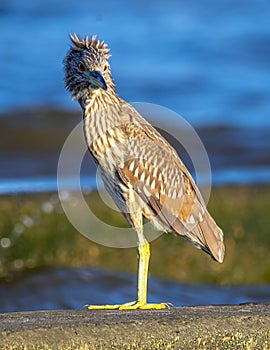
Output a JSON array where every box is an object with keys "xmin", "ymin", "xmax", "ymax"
[{"xmin": 88, "ymin": 238, "xmax": 167, "ymax": 310}]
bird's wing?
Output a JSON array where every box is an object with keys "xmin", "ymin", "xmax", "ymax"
[{"xmin": 117, "ymin": 109, "xmax": 224, "ymax": 262}]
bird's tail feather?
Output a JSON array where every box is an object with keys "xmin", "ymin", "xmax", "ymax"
[{"xmin": 189, "ymin": 210, "xmax": 225, "ymax": 263}]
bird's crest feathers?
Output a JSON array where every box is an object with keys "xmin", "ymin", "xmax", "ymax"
[{"xmin": 69, "ymin": 33, "xmax": 111, "ymax": 60}]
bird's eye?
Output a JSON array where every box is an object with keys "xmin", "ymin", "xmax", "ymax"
[
  {"xmin": 103, "ymin": 65, "xmax": 108, "ymax": 72},
  {"xmin": 78, "ymin": 61, "xmax": 86, "ymax": 72}
]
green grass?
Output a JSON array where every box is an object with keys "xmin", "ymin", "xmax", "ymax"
[{"xmin": 0, "ymin": 186, "xmax": 270, "ymax": 284}]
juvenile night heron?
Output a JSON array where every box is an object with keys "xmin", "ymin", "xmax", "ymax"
[{"xmin": 64, "ymin": 34, "xmax": 225, "ymax": 310}]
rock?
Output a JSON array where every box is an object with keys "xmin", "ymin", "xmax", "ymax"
[{"xmin": 0, "ymin": 303, "xmax": 269, "ymax": 349}]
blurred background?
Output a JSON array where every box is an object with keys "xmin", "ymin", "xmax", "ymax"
[{"xmin": 0, "ymin": 0, "xmax": 270, "ymax": 312}]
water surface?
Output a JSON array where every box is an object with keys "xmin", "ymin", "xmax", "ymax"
[
  {"xmin": 1, "ymin": 1, "xmax": 270, "ymax": 186},
  {"xmin": 1, "ymin": 0, "xmax": 270, "ymax": 129},
  {"xmin": 1, "ymin": 268, "xmax": 269, "ymax": 313}
]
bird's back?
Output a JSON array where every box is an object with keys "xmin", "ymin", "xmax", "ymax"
[{"xmin": 84, "ymin": 98, "xmax": 225, "ymax": 263}]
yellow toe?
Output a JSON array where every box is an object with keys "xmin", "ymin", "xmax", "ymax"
[
  {"xmin": 87, "ymin": 304, "xmax": 121, "ymax": 310},
  {"xmin": 87, "ymin": 301, "xmax": 169, "ymax": 310}
]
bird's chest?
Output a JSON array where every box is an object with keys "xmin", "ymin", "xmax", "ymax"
[{"xmin": 83, "ymin": 111, "xmax": 126, "ymax": 174}]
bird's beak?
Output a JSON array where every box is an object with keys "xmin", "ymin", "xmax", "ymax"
[{"xmin": 86, "ymin": 70, "xmax": 107, "ymax": 90}]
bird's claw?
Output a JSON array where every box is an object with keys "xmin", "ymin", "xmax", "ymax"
[{"xmin": 86, "ymin": 301, "xmax": 171, "ymax": 310}]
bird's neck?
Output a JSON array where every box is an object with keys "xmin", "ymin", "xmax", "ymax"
[
  {"xmin": 81, "ymin": 88, "xmax": 123, "ymax": 159},
  {"xmin": 83, "ymin": 88, "xmax": 120, "ymax": 115}
]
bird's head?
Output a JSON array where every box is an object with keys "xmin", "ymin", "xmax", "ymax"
[{"xmin": 64, "ymin": 34, "xmax": 114, "ymax": 101}]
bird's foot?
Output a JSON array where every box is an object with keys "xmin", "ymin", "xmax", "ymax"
[
  {"xmin": 87, "ymin": 301, "xmax": 171, "ymax": 310},
  {"xmin": 119, "ymin": 301, "xmax": 168, "ymax": 310}
]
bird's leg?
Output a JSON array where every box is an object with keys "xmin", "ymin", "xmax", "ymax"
[
  {"xmin": 136, "ymin": 236, "xmax": 150, "ymax": 305},
  {"xmin": 87, "ymin": 223, "xmax": 166, "ymax": 310},
  {"xmin": 118, "ymin": 234, "xmax": 166, "ymax": 310},
  {"xmin": 87, "ymin": 235, "xmax": 166, "ymax": 310}
]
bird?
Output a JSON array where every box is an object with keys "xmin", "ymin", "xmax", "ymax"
[{"xmin": 64, "ymin": 34, "xmax": 225, "ymax": 310}]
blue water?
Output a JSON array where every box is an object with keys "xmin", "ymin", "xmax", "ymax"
[
  {"xmin": 0, "ymin": 176, "xmax": 97, "ymax": 194},
  {"xmin": 0, "ymin": 0, "xmax": 270, "ymax": 191},
  {"xmin": 0, "ymin": 168, "xmax": 270, "ymax": 195},
  {"xmin": 0, "ymin": 0, "xmax": 269, "ymax": 127},
  {"xmin": 1, "ymin": 267, "xmax": 270, "ymax": 313}
]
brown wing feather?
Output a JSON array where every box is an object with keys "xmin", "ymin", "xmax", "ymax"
[{"xmin": 117, "ymin": 116, "xmax": 224, "ymax": 263}]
